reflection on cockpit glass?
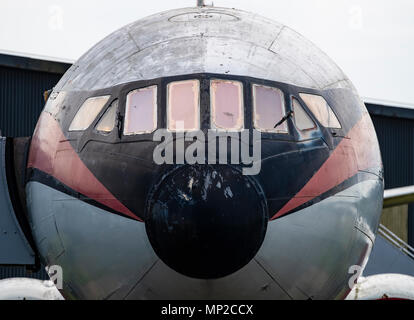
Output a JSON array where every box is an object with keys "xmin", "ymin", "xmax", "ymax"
[
  {"xmin": 253, "ymin": 84, "xmax": 287, "ymax": 133},
  {"xmin": 211, "ymin": 79, "xmax": 243, "ymax": 131},
  {"xmin": 168, "ymin": 80, "xmax": 200, "ymax": 131},
  {"xmin": 96, "ymin": 99, "xmax": 118, "ymax": 133},
  {"xmin": 124, "ymin": 85, "xmax": 157, "ymax": 135},
  {"xmin": 299, "ymin": 93, "xmax": 341, "ymax": 129},
  {"xmin": 69, "ymin": 95, "xmax": 110, "ymax": 131},
  {"xmin": 292, "ymin": 98, "xmax": 316, "ymax": 131}
]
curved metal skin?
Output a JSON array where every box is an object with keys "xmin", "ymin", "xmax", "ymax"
[{"xmin": 24, "ymin": 7, "xmax": 384, "ymax": 299}]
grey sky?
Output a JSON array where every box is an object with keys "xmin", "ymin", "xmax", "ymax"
[{"xmin": 1, "ymin": 0, "xmax": 413, "ymax": 105}]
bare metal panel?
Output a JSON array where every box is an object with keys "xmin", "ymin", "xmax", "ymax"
[
  {"xmin": 26, "ymin": 181, "xmax": 157, "ymax": 300},
  {"xmin": 54, "ymin": 7, "xmax": 351, "ymax": 93},
  {"xmin": 0, "ymin": 137, "xmax": 35, "ymax": 264}
]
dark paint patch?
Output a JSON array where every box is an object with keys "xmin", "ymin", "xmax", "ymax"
[
  {"xmin": 26, "ymin": 73, "xmax": 381, "ymax": 227},
  {"xmin": 145, "ymin": 164, "xmax": 267, "ymax": 279},
  {"xmin": 27, "ymin": 112, "xmax": 140, "ymax": 221}
]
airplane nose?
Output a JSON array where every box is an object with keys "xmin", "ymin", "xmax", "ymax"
[{"xmin": 145, "ymin": 165, "xmax": 268, "ymax": 279}]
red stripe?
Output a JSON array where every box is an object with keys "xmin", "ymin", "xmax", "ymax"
[
  {"xmin": 271, "ymin": 112, "xmax": 381, "ymax": 220},
  {"xmin": 28, "ymin": 112, "xmax": 142, "ymax": 222}
]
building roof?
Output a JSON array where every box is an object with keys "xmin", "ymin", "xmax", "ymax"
[
  {"xmin": 0, "ymin": 49, "xmax": 72, "ymax": 74},
  {"xmin": 364, "ymin": 98, "xmax": 414, "ymax": 121}
]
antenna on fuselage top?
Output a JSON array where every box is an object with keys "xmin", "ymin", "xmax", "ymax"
[{"xmin": 197, "ymin": 0, "xmax": 214, "ymax": 7}]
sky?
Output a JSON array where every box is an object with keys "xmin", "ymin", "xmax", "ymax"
[{"xmin": 0, "ymin": 0, "xmax": 413, "ymax": 105}]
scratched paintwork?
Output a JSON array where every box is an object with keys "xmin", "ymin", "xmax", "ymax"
[
  {"xmin": 55, "ymin": 7, "xmax": 350, "ymax": 93},
  {"xmin": 23, "ymin": 6, "xmax": 384, "ymax": 300}
]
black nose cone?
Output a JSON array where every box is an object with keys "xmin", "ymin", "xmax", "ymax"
[{"xmin": 145, "ymin": 165, "xmax": 268, "ymax": 279}]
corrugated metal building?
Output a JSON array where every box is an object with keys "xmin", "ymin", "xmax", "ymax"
[
  {"xmin": 0, "ymin": 52, "xmax": 71, "ymax": 137},
  {"xmin": 0, "ymin": 52, "xmax": 71, "ymax": 279},
  {"xmin": 366, "ymin": 101, "xmax": 414, "ymax": 246},
  {"xmin": 0, "ymin": 52, "xmax": 413, "ymax": 279}
]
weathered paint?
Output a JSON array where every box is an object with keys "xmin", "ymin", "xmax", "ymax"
[{"xmin": 22, "ymin": 7, "xmax": 383, "ymax": 300}]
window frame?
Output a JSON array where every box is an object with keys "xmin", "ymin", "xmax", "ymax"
[
  {"xmin": 94, "ymin": 98, "xmax": 119, "ymax": 135},
  {"xmin": 64, "ymin": 74, "xmax": 341, "ymax": 148},
  {"xmin": 298, "ymin": 93, "xmax": 342, "ymax": 129},
  {"xmin": 166, "ymin": 79, "xmax": 201, "ymax": 132},
  {"xmin": 123, "ymin": 85, "xmax": 158, "ymax": 136},
  {"xmin": 68, "ymin": 95, "xmax": 111, "ymax": 132},
  {"xmin": 210, "ymin": 79, "xmax": 244, "ymax": 132},
  {"xmin": 291, "ymin": 97, "xmax": 317, "ymax": 132},
  {"xmin": 251, "ymin": 83, "xmax": 288, "ymax": 134}
]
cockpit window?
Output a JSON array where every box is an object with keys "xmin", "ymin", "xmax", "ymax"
[
  {"xmin": 69, "ymin": 95, "xmax": 110, "ymax": 131},
  {"xmin": 299, "ymin": 93, "xmax": 341, "ymax": 129},
  {"xmin": 167, "ymin": 80, "xmax": 200, "ymax": 131},
  {"xmin": 124, "ymin": 86, "xmax": 157, "ymax": 135},
  {"xmin": 252, "ymin": 84, "xmax": 287, "ymax": 133},
  {"xmin": 211, "ymin": 80, "xmax": 244, "ymax": 131},
  {"xmin": 96, "ymin": 99, "xmax": 118, "ymax": 133},
  {"xmin": 292, "ymin": 98, "xmax": 316, "ymax": 131}
]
